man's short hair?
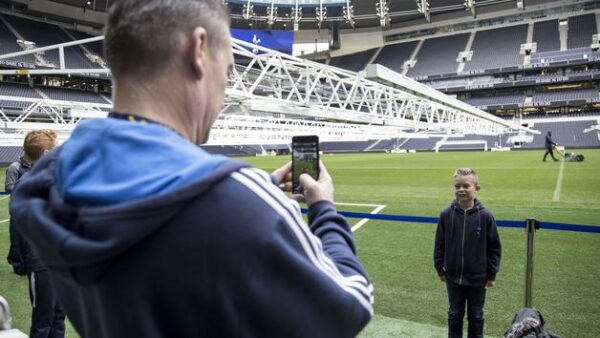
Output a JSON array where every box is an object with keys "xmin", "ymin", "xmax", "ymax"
[
  {"xmin": 104, "ymin": 0, "xmax": 229, "ymax": 80},
  {"xmin": 454, "ymin": 168, "xmax": 479, "ymax": 185},
  {"xmin": 23, "ymin": 130, "xmax": 57, "ymax": 162}
]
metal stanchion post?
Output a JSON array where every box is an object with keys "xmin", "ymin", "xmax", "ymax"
[{"xmin": 524, "ymin": 217, "xmax": 539, "ymax": 308}]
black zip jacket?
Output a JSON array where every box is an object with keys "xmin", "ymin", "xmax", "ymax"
[
  {"xmin": 6, "ymin": 158, "xmax": 45, "ymax": 274},
  {"xmin": 433, "ymin": 199, "xmax": 501, "ymax": 286},
  {"xmin": 545, "ymin": 134, "xmax": 556, "ymax": 150}
]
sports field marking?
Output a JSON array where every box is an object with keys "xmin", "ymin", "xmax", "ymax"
[
  {"xmin": 334, "ymin": 202, "xmax": 387, "ymax": 232},
  {"xmin": 350, "ymin": 205, "xmax": 386, "ymax": 232},
  {"xmin": 0, "ymin": 195, "xmax": 9, "ymax": 201},
  {"xmin": 552, "ymin": 158, "xmax": 565, "ymax": 202},
  {"xmin": 0, "ymin": 218, "xmax": 9, "ymax": 224}
]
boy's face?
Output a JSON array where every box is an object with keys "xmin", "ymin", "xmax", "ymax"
[{"xmin": 454, "ymin": 174, "xmax": 480, "ymax": 204}]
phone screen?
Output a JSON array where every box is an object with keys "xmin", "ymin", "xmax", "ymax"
[{"xmin": 292, "ymin": 136, "xmax": 319, "ymax": 194}]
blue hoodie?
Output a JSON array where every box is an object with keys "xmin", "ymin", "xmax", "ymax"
[{"xmin": 10, "ymin": 118, "xmax": 373, "ymax": 338}]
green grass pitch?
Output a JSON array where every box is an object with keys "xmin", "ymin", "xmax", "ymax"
[{"xmin": 1, "ymin": 149, "xmax": 599, "ymax": 337}]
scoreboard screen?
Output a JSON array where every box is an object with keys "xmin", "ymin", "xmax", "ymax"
[{"xmin": 231, "ymin": 29, "xmax": 294, "ymax": 55}]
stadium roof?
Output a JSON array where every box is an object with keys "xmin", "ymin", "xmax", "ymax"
[{"xmin": 0, "ymin": 0, "xmax": 580, "ymax": 32}]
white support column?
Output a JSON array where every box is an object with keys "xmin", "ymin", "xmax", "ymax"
[
  {"xmin": 367, "ymin": 46, "xmax": 383, "ymax": 66},
  {"xmin": 403, "ymin": 39, "xmax": 424, "ymax": 75},
  {"xmin": 409, "ymin": 39, "xmax": 424, "ymax": 64},
  {"xmin": 463, "ymin": 31, "xmax": 476, "ymax": 54},
  {"xmin": 559, "ymin": 18, "xmax": 568, "ymax": 51},
  {"xmin": 59, "ymin": 46, "xmax": 65, "ymax": 69},
  {"xmin": 527, "ymin": 22, "xmax": 534, "ymax": 44},
  {"xmin": 456, "ymin": 31, "xmax": 475, "ymax": 74}
]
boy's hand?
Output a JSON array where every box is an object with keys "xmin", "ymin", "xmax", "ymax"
[
  {"xmin": 439, "ymin": 275, "xmax": 446, "ymax": 282},
  {"xmin": 486, "ymin": 280, "xmax": 495, "ymax": 287}
]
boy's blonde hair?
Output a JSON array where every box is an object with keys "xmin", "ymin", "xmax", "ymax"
[
  {"xmin": 454, "ymin": 168, "xmax": 479, "ymax": 185},
  {"xmin": 23, "ymin": 130, "xmax": 57, "ymax": 162}
]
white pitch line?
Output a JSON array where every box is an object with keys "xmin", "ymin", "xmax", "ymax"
[
  {"xmin": 552, "ymin": 158, "xmax": 565, "ymax": 202},
  {"xmin": 351, "ymin": 205, "xmax": 386, "ymax": 232},
  {"xmin": 0, "ymin": 218, "xmax": 9, "ymax": 224},
  {"xmin": 0, "ymin": 195, "xmax": 9, "ymax": 200}
]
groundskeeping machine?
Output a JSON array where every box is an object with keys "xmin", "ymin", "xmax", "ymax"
[{"xmin": 555, "ymin": 146, "xmax": 585, "ymax": 162}]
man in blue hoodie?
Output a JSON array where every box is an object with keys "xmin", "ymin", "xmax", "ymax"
[{"xmin": 9, "ymin": 0, "xmax": 373, "ymax": 337}]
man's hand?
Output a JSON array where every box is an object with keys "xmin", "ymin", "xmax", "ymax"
[
  {"xmin": 439, "ymin": 275, "xmax": 446, "ymax": 282},
  {"xmin": 486, "ymin": 280, "xmax": 495, "ymax": 287},
  {"xmin": 271, "ymin": 161, "xmax": 293, "ymax": 192},
  {"xmin": 291, "ymin": 161, "xmax": 334, "ymax": 206}
]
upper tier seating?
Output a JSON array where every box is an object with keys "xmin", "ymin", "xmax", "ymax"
[
  {"xmin": 0, "ymin": 17, "xmax": 37, "ymax": 66},
  {"xmin": 39, "ymin": 86, "xmax": 110, "ymax": 104},
  {"xmin": 407, "ymin": 34, "xmax": 469, "ymax": 78},
  {"xmin": 463, "ymin": 25, "xmax": 528, "ymax": 72},
  {"xmin": 567, "ymin": 14, "xmax": 597, "ymax": 49},
  {"xmin": 533, "ymin": 88, "xmax": 599, "ymax": 105},
  {"xmin": 465, "ymin": 94, "xmax": 526, "ymax": 107},
  {"xmin": 329, "ymin": 48, "xmax": 379, "ymax": 72},
  {"xmin": 533, "ymin": 20, "xmax": 560, "ymax": 53},
  {"xmin": 372, "ymin": 41, "xmax": 418, "ymax": 74},
  {"xmin": 3, "ymin": 15, "xmax": 96, "ymax": 69},
  {"xmin": 0, "ymin": 82, "xmax": 42, "ymax": 98}
]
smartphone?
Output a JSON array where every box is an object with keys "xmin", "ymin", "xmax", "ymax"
[{"xmin": 292, "ymin": 135, "xmax": 320, "ymax": 194}]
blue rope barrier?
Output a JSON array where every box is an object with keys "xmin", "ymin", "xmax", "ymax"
[
  {"xmin": 1, "ymin": 193, "xmax": 598, "ymax": 233},
  {"xmin": 300, "ymin": 209, "xmax": 600, "ymax": 234},
  {"xmin": 540, "ymin": 221, "xmax": 600, "ymax": 233}
]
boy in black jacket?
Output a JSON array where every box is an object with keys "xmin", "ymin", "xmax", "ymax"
[
  {"xmin": 6, "ymin": 130, "xmax": 64, "ymax": 338},
  {"xmin": 5, "ymin": 155, "xmax": 31, "ymax": 275},
  {"xmin": 434, "ymin": 168, "xmax": 502, "ymax": 338}
]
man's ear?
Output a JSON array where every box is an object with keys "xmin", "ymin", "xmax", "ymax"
[
  {"xmin": 189, "ymin": 27, "xmax": 208, "ymax": 79},
  {"xmin": 475, "ymin": 184, "xmax": 481, "ymax": 192}
]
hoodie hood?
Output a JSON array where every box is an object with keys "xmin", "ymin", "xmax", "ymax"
[
  {"xmin": 450, "ymin": 198, "xmax": 484, "ymax": 215},
  {"xmin": 10, "ymin": 118, "xmax": 249, "ymax": 284},
  {"xmin": 56, "ymin": 118, "xmax": 231, "ymax": 206}
]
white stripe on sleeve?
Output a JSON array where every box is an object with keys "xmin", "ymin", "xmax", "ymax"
[{"xmin": 231, "ymin": 171, "xmax": 373, "ymax": 314}]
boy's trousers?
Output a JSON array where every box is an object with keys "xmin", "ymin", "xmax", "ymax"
[
  {"xmin": 446, "ymin": 280, "xmax": 486, "ymax": 338},
  {"xmin": 28, "ymin": 270, "xmax": 66, "ymax": 338}
]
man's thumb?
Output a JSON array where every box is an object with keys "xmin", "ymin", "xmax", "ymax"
[{"xmin": 299, "ymin": 173, "xmax": 316, "ymax": 188}]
